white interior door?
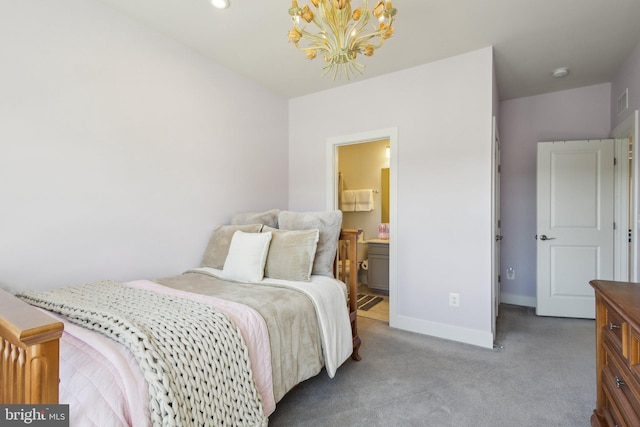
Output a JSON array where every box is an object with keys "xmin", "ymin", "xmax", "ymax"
[{"xmin": 536, "ymin": 140, "xmax": 615, "ymax": 318}]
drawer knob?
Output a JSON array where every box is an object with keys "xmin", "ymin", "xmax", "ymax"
[
  {"xmin": 615, "ymin": 376, "xmax": 626, "ymax": 389},
  {"xmin": 609, "ymin": 322, "xmax": 621, "ymax": 330}
]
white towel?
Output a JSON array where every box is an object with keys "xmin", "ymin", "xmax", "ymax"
[
  {"xmin": 341, "ymin": 190, "xmax": 356, "ymax": 212},
  {"xmin": 355, "ymin": 189, "xmax": 374, "ymax": 212}
]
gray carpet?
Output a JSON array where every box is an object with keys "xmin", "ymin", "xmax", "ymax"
[{"xmin": 268, "ymin": 304, "xmax": 596, "ymax": 426}]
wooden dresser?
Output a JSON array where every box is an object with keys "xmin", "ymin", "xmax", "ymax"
[{"xmin": 590, "ymin": 280, "xmax": 640, "ymax": 426}]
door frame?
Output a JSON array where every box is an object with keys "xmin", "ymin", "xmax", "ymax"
[
  {"xmin": 614, "ymin": 137, "xmax": 630, "ymax": 281},
  {"xmin": 326, "ymin": 127, "xmax": 398, "ymax": 327},
  {"xmin": 491, "ymin": 117, "xmax": 501, "ymax": 339},
  {"xmin": 612, "ymin": 111, "xmax": 639, "ymax": 281}
]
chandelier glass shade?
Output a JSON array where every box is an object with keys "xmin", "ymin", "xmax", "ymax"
[{"xmin": 288, "ymin": 0, "xmax": 397, "ymax": 79}]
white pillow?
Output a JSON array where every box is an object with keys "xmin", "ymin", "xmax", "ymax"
[{"xmin": 219, "ymin": 231, "xmax": 273, "ymax": 282}]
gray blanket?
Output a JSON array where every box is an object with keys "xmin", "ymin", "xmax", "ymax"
[{"xmin": 156, "ymin": 271, "xmax": 323, "ymax": 402}]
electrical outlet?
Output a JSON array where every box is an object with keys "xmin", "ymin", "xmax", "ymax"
[{"xmin": 449, "ymin": 293, "xmax": 460, "ymax": 308}]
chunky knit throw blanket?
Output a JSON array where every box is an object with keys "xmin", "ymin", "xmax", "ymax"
[{"xmin": 18, "ymin": 280, "xmax": 268, "ymax": 427}]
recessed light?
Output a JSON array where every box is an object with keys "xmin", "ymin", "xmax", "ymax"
[
  {"xmin": 211, "ymin": 0, "xmax": 230, "ymax": 9},
  {"xmin": 552, "ymin": 67, "xmax": 569, "ymax": 78}
]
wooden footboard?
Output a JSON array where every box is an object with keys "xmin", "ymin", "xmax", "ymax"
[
  {"xmin": 0, "ymin": 288, "xmax": 63, "ymax": 404},
  {"xmin": 336, "ymin": 228, "xmax": 363, "ymax": 361}
]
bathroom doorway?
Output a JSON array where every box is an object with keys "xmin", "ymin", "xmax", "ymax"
[
  {"xmin": 338, "ymin": 140, "xmax": 389, "ymax": 322},
  {"xmin": 326, "ymin": 127, "xmax": 398, "ymax": 326}
]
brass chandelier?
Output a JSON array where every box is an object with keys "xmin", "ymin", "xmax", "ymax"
[{"xmin": 288, "ymin": 0, "xmax": 397, "ymax": 79}]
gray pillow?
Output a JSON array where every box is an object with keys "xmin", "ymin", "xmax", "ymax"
[
  {"xmin": 278, "ymin": 210, "xmax": 342, "ymax": 277},
  {"xmin": 262, "ymin": 226, "xmax": 319, "ymax": 282},
  {"xmin": 231, "ymin": 209, "xmax": 281, "ymax": 229},
  {"xmin": 201, "ymin": 224, "xmax": 263, "ymax": 269}
]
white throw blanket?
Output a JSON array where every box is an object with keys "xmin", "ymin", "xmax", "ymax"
[{"xmin": 18, "ymin": 280, "xmax": 268, "ymax": 427}]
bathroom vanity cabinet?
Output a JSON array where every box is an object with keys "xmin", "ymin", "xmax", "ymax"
[{"xmin": 367, "ymin": 239, "xmax": 389, "ymax": 295}]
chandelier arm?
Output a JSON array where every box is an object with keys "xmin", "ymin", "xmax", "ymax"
[
  {"xmin": 318, "ymin": 2, "xmax": 340, "ymax": 38},
  {"xmin": 320, "ymin": 1, "xmax": 351, "ymax": 51},
  {"xmin": 353, "ymin": 31, "xmax": 385, "ymax": 49},
  {"xmin": 294, "ymin": 35, "xmax": 324, "ymax": 51},
  {"xmin": 349, "ymin": 16, "xmax": 375, "ymax": 53},
  {"xmin": 306, "ymin": 7, "xmax": 335, "ymax": 45},
  {"xmin": 352, "ymin": 20, "xmax": 394, "ymax": 49},
  {"xmin": 346, "ymin": 6, "xmax": 371, "ymax": 41},
  {"xmin": 321, "ymin": 61, "xmax": 338, "ymax": 79},
  {"xmin": 323, "ymin": 54, "xmax": 364, "ymax": 79},
  {"xmin": 347, "ymin": 59, "xmax": 364, "ymax": 79},
  {"xmin": 331, "ymin": 1, "xmax": 353, "ymax": 33},
  {"xmin": 294, "ymin": 23, "xmax": 337, "ymax": 53},
  {"xmin": 294, "ymin": 40, "xmax": 328, "ymax": 55}
]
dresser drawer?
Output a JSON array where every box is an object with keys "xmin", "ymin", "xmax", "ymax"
[
  {"xmin": 604, "ymin": 301, "xmax": 629, "ymax": 360},
  {"xmin": 602, "ymin": 377, "xmax": 631, "ymax": 427},
  {"xmin": 603, "ymin": 344, "xmax": 640, "ymax": 424},
  {"xmin": 629, "ymin": 328, "xmax": 640, "ymax": 386},
  {"xmin": 602, "ymin": 363, "xmax": 638, "ymax": 427}
]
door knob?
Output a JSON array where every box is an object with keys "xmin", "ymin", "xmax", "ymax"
[
  {"xmin": 495, "ymin": 235, "xmax": 503, "ymax": 241},
  {"xmin": 539, "ymin": 235, "xmax": 556, "ymax": 241}
]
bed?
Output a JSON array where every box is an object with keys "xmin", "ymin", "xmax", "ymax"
[{"xmin": 0, "ymin": 209, "xmax": 362, "ymax": 426}]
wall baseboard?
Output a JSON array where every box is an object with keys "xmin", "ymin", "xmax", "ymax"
[
  {"xmin": 391, "ymin": 314, "xmax": 494, "ymax": 349},
  {"xmin": 500, "ymin": 292, "xmax": 536, "ymax": 308}
]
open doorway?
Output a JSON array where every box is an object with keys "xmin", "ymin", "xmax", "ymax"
[
  {"xmin": 326, "ymin": 127, "xmax": 398, "ymax": 327},
  {"xmin": 338, "ymin": 139, "xmax": 389, "ymax": 322}
]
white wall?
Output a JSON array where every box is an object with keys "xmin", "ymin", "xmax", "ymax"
[
  {"xmin": 611, "ymin": 41, "xmax": 640, "ymax": 281},
  {"xmin": 0, "ymin": 0, "xmax": 289, "ymax": 292},
  {"xmin": 289, "ymin": 48, "xmax": 496, "ymax": 347},
  {"xmin": 498, "ymin": 84, "xmax": 612, "ymax": 306},
  {"xmin": 611, "ymin": 41, "xmax": 640, "ymax": 130}
]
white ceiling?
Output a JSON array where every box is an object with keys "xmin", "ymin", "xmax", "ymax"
[{"xmin": 97, "ymin": 0, "xmax": 640, "ymax": 100}]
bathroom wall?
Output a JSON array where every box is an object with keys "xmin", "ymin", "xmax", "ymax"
[{"xmin": 338, "ymin": 139, "xmax": 390, "ymax": 241}]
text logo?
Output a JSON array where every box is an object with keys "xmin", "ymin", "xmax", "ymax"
[{"xmin": 0, "ymin": 405, "xmax": 69, "ymax": 426}]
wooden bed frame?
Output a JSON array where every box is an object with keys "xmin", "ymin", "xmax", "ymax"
[
  {"xmin": 0, "ymin": 288, "xmax": 63, "ymax": 404},
  {"xmin": 335, "ymin": 228, "xmax": 362, "ymax": 362},
  {"xmin": 0, "ymin": 228, "xmax": 362, "ymax": 405}
]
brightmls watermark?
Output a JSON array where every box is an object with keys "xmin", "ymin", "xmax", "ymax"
[{"xmin": 0, "ymin": 405, "xmax": 68, "ymax": 426}]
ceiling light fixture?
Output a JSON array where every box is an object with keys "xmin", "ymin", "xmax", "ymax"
[
  {"xmin": 552, "ymin": 67, "xmax": 569, "ymax": 78},
  {"xmin": 288, "ymin": 0, "xmax": 397, "ymax": 80},
  {"xmin": 211, "ymin": 0, "xmax": 230, "ymax": 9}
]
